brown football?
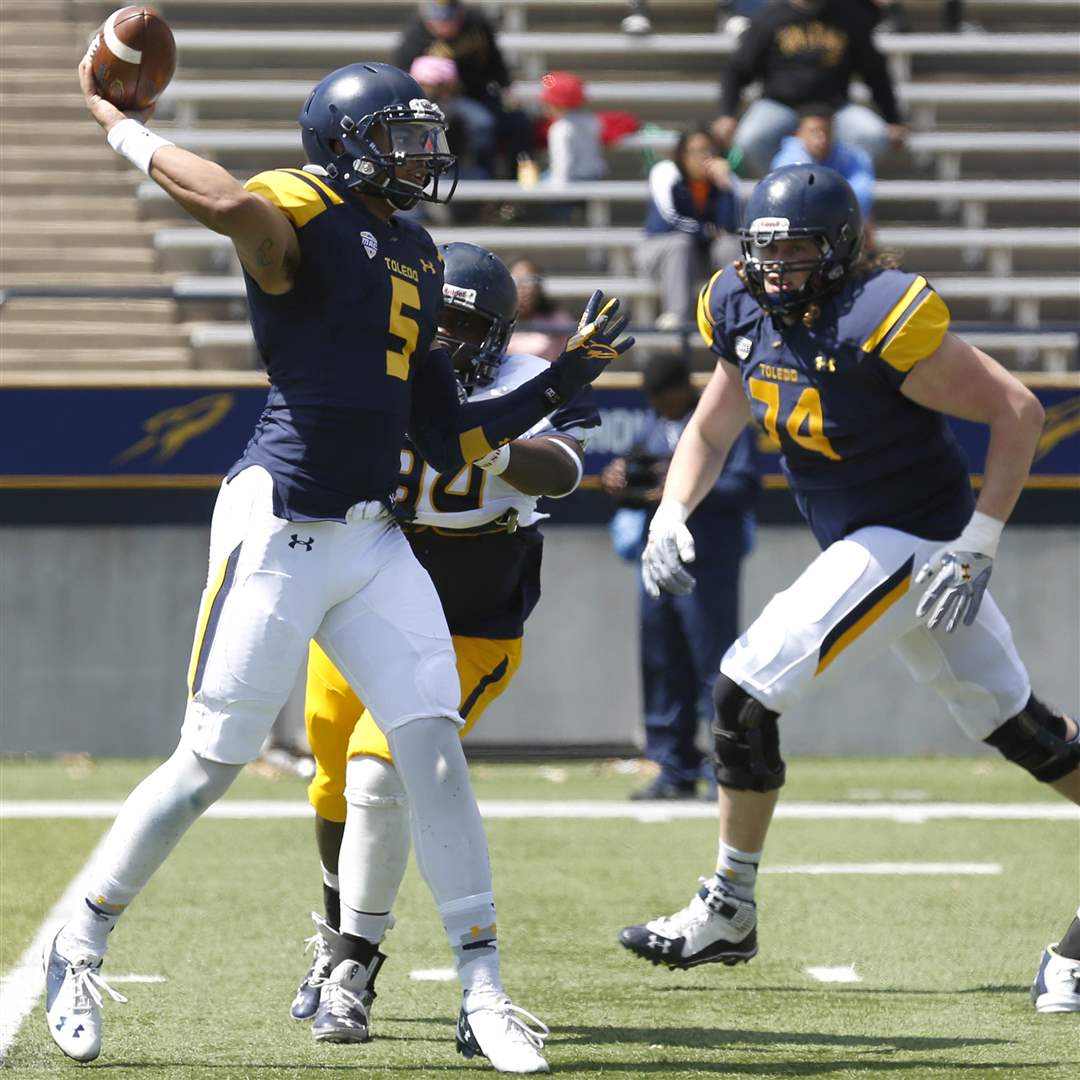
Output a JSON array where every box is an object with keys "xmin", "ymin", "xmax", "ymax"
[{"xmin": 87, "ymin": 5, "xmax": 176, "ymax": 110}]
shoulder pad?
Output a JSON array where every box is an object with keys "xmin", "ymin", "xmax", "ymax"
[
  {"xmin": 854, "ymin": 269, "xmax": 951, "ymax": 374},
  {"xmin": 696, "ymin": 263, "xmax": 753, "ymax": 355},
  {"xmin": 243, "ymin": 168, "xmax": 342, "ymax": 227}
]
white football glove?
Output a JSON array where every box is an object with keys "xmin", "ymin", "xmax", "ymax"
[
  {"xmin": 641, "ymin": 500, "xmax": 696, "ymax": 598},
  {"xmin": 914, "ymin": 511, "xmax": 1003, "ymax": 633}
]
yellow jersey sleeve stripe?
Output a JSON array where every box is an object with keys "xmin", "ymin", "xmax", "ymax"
[
  {"xmin": 243, "ymin": 170, "xmax": 336, "ymax": 228},
  {"xmin": 279, "ymin": 167, "xmax": 344, "ymax": 206},
  {"xmin": 696, "ymin": 270, "xmax": 723, "ymax": 349},
  {"xmin": 861, "ymin": 275, "xmax": 928, "ymax": 354},
  {"xmin": 879, "ymin": 289, "xmax": 951, "ymax": 372},
  {"xmin": 459, "ymin": 426, "xmax": 495, "ymax": 463},
  {"xmin": 187, "ymin": 541, "xmax": 242, "ymax": 697}
]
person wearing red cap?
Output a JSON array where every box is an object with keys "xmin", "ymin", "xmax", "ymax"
[
  {"xmin": 539, "ymin": 71, "xmax": 606, "ymax": 184},
  {"xmin": 394, "ymin": 1, "xmax": 533, "ymax": 177}
]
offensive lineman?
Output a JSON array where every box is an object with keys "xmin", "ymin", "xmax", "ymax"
[
  {"xmin": 289, "ymin": 243, "xmax": 599, "ymax": 1054},
  {"xmin": 45, "ymin": 59, "xmax": 631, "ymax": 1073},
  {"xmin": 616, "ymin": 165, "xmax": 1080, "ymax": 1004}
]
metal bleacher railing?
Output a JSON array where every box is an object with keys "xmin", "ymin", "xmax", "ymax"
[{"xmin": 4, "ymin": 3, "xmax": 1078, "ymax": 375}]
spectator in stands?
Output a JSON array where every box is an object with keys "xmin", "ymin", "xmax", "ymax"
[
  {"xmin": 601, "ymin": 353, "xmax": 758, "ymax": 800},
  {"xmin": 538, "ymin": 71, "xmax": 607, "ymax": 184},
  {"xmin": 712, "ymin": 0, "xmax": 908, "ymax": 175},
  {"xmin": 636, "ymin": 128, "xmax": 741, "ymax": 330},
  {"xmin": 409, "ymin": 55, "xmax": 488, "ymax": 179},
  {"xmin": 770, "ymin": 102, "xmax": 875, "ymax": 216},
  {"xmin": 394, "ymin": 0, "xmax": 533, "ymax": 178},
  {"xmin": 507, "ymin": 259, "xmax": 573, "ymax": 361}
]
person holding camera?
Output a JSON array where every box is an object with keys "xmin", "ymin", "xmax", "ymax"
[{"xmin": 602, "ymin": 354, "xmax": 760, "ymax": 799}]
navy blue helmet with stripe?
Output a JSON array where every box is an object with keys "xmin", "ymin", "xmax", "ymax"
[
  {"xmin": 437, "ymin": 242, "xmax": 519, "ymax": 391},
  {"xmin": 738, "ymin": 163, "xmax": 863, "ymax": 315},
  {"xmin": 299, "ymin": 62, "xmax": 457, "ymax": 210}
]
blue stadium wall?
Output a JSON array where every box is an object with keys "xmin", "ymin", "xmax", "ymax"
[{"xmin": 1, "ymin": 376, "xmax": 1077, "ymax": 757}]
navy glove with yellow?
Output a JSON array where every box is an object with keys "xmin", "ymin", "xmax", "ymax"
[{"xmin": 543, "ymin": 290, "xmax": 635, "ymax": 404}]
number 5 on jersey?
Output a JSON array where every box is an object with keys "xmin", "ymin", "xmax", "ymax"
[{"xmin": 386, "ymin": 276, "xmax": 421, "ymax": 380}]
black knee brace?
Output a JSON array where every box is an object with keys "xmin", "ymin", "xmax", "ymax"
[
  {"xmin": 984, "ymin": 694, "xmax": 1080, "ymax": 783},
  {"xmin": 711, "ymin": 673, "xmax": 785, "ymax": 792}
]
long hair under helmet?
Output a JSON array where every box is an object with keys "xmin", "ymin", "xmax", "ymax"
[
  {"xmin": 436, "ymin": 242, "xmax": 519, "ymax": 391},
  {"xmin": 299, "ymin": 62, "xmax": 458, "ymax": 210},
  {"xmin": 738, "ymin": 163, "xmax": 863, "ymax": 316}
]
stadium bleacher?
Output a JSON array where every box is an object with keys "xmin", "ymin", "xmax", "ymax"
[{"xmin": 1, "ymin": 0, "xmax": 1077, "ymax": 374}]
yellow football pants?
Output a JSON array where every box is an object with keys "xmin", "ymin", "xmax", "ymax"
[{"xmin": 305, "ymin": 635, "xmax": 523, "ymax": 822}]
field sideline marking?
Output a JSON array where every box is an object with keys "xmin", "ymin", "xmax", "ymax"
[
  {"xmin": 0, "ymin": 833, "xmax": 111, "ymax": 1066},
  {"xmin": 805, "ymin": 965, "xmax": 863, "ymax": 983},
  {"xmin": 763, "ymin": 862, "xmax": 1001, "ymax": 875},
  {"xmin": 1, "ymin": 800, "xmax": 1076, "ymax": 823}
]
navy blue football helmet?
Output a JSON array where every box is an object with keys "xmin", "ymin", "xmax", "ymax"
[
  {"xmin": 738, "ymin": 163, "xmax": 863, "ymax": 315},
  {"xmin": 437, "ymin": 242, "xmax": 519, "ymax": 390},
  {"xmin": 299, "ymin": 62, "xmax": 457, "ymax": 210}
]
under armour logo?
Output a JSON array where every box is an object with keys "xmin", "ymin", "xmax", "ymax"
[
  {"xmin": 420, "ymin": 258, "xmax": 437, "ymax": 274},
  {"xmin": 815, "ymin": 355, "xmax": 836, "ymax": 372},
  {"xmin": 288, "ymin": 534, "xmax": 314, "ymax": 551},
  {"xmin": 72, "ymin": 1024, "xmax": 85, "ymax": 1038},
  {"xmin": 647, "ymin": 934, "xmax": 672, "ymax": 954}
]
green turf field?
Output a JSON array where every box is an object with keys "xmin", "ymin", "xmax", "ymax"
[{"xmin": 2, "ymin": 757, "xmax": 1077, "ymax": 1078}]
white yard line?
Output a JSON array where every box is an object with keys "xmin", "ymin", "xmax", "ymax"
[
  {"xmin": 0, "ymin": 833, "xmax": 110, "ymax": 1065},
  {"xmin": 408, "ymin": 968, "xmax": 457, "ymax": 981},
  {"xmin": 805, "ymin": 965, "xmax": 863, "ymax": 983},
  {"xmin": 1, "ymin": 799, "xmax": 1077, "ymax": 823},
  {"xmin": 763, "ymin": 862, "xmax": 1002, "ymax": 875},
  {"xmin": 1, "ymin": 796, "xmax": 1070, "ymax": 1059}
]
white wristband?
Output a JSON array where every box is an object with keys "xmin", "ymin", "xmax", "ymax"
[
  {"xmin": 106, "ymin": 118, "xmax": 174, "ymax": 176},
  {"xmin": 475, "ymin": 444, "xmax": 511, "ymax": 475},
  {"xmin": 649, "ymin": 498, "xmax": 690, "ymax": 533},
  {"xmin": 955, "ymin": 510, "xmax": 1004, "ymax": 559}
]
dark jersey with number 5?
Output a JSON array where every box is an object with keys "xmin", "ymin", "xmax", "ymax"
[
  {"xmin": 697, "ymin": 263, "xmax": 975, "ymax": 548},
  {"xmin": 229, "ymin": 167, "xmax": 445, "ymax": 521}
]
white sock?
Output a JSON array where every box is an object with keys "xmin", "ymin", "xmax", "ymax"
[
  {"xmin": 715, "ymin": 841, "xmax": 761, "ymax": 901},
  {"xmin": 440, "ymin": 892, "xmax": 502, "ymax": 1005},
  {"xmin": 58, "ymin": 746, "xmax": 240, "ymax": 959},
  {"xmin": 338, "ymin": 755, "xmax": 410, "ymax": 945}
]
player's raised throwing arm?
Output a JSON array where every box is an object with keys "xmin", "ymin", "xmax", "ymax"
[{"xmin": 78, "ymin": 57, "xmax": 298, "ymax": 293}]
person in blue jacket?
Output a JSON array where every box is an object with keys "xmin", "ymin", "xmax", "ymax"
[
  {"xmin": 770, "ymin": 102, "xmax": 875, "ymax": 218},
  {"xmin": 602, "ymin": 353, "xmax": 759, "ymax": 799}
]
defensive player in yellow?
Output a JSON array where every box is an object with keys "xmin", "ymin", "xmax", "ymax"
[{"xmin": 289, "ymin": 243, "xmax": 600, "ymax": 1053}]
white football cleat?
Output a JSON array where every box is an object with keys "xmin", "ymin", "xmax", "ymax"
[
  {"xmin": 619, "ymin": 876, "xmax": 758, "ymax": 969},
  {"xmin": 290, "ymin": 913, "xmax": 336, "ymax": 1021},
  {"xmin": 43, "ymin": 931, "xmax": 127, "ymax": 1062},
  {"xmin": 456, "ymin": 994, "xmax": 550, "ymax": 1074},
  {"xmin": 311, "ymin": 953, "xmax": 385, "ymax": 1043},
  {"xmin": 1031, "ymin": 944, "xmax": 1080, "ymax": 1013}
]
